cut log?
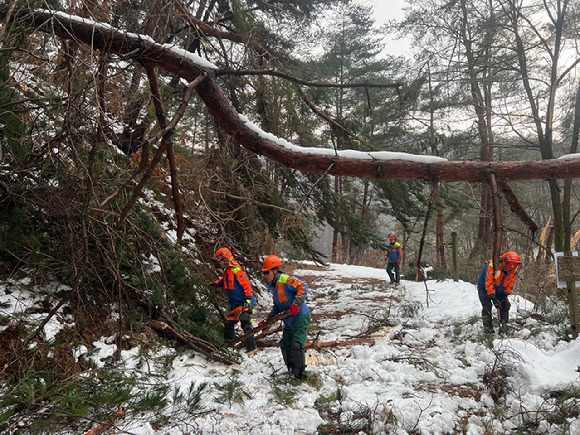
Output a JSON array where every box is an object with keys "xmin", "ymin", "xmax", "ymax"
[
  {"xmin": 229, "ymin": 310, "xmax": 292, "ymax": 347},
  {"xmin": 306, "ymin": 338, "xmax": 375, "ymax": 350}
]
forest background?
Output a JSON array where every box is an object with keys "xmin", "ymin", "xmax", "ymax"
[{"xmin": 0, "ymin": 0, "xmax": 579, "ymax": 431}]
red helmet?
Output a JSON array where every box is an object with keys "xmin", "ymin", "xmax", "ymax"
[
  {"xmin": 501, "ymin": 251, "xmax": 521, "ymax": 271},
  {"xmin": 215, "ymin": 247, "xmax": 233, "ymax": 263},
  {"xmin": 262, "ymin": 255, "xmax": 282, "ymax": 271},
  {"xmin": 389, "ymin": 234, "xmax": 396, "ymax": 241}
]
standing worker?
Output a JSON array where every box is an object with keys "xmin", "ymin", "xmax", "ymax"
[
  {"xmin": 385, "ymin": 233, "xmax": 403, "ymax": 285},
  {"xmin": 477, "ymin": 251, "xmax": 521, "ymax": 334},
  {"xmin": 261, "ymin": 255, "xmax": 311, "ymax": 379},
  {"xmin": 212, "ymin": 247, "xmax": 257, "ymax": 352}
]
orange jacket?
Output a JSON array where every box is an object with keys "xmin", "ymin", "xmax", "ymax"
[
  {"xmin": 477, "ymin": 260, "xmax": 517, "ymax": 298},
  {"xmin": 214, "ymin": 262, "xmax": 254, "ymax": 308}
]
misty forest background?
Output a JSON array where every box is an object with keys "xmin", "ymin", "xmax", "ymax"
[{"xmin": 0, "ymin": 0, "xmax": 580, "ymax": 431}]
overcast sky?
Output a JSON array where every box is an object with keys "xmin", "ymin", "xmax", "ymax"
[
  {"xmin": 359, "ymin": 0, "xmax": 410, "ymax": 56},
  {"xmin": 366, "ymin": 0, "xmax": 406, "ymax": 23}
]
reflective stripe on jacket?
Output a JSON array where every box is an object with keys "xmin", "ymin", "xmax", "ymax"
[
  {"xmin": 268, "ymin": 273, "xmax": 309, "ymax": 329},
  {"xmin": 215, "ymin": 265, "xmax": 256, "ymax": 310},
  {"xmin": 385, "ymin": 242, "xmax": 402, "ymax": 264}
]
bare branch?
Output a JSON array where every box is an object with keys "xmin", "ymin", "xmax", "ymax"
[{"xmin": 216, "ymin": 67, "xmax": 403, "ymax": 90}]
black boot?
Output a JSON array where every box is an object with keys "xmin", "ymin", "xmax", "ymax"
[
  {"xmin": 290, "ymin": 342, "xmax": 306, "ymax": 379},
  {"xmin": 241, "ymin": 322, "xmax": 256, "ymax": 352},
  {"xmin": 245, "ymin": 336, "xmax": 257, "ymax": 352},
  {"xmin": 482, "ymin": 316, "xmax": 494, "ymax": 334},
  {"xmin": 280, "ymin": 340, "xmax": 293, "ymax": 371}
]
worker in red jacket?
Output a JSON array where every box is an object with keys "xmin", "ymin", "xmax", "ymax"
[
  {"xmin": 212, "ymin": 247, "xmax": 257, "ymax": 352},
  {"xmin": 477, "ymin": 251, "xmax": 521, "ymax": 334}
]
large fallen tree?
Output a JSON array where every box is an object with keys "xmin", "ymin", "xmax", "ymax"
[{"xmin": 7, "ymin": 8, "xmax": 580, "ymax": 183}]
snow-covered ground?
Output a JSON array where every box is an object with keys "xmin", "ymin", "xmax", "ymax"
[{"xmin": 2, "ymin": 263, "xmax": 579, "ymax": 434}]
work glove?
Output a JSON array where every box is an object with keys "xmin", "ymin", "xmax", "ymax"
[
  {"xmin": 209, "ymin": 282, "xmax": 220, "ymax": 288},
  {"xmin": 490, "ymin": 295, "xmax": 500, "ymax": 309},
  {"xmin": 290, "ymin": 304, "xmax": 300, "ymax": 315},
  {"xmin": 397, "ymin": 260, "xmax": 401, "ymax": 265},
  {"xmin": 243, "ymin": 299, "xmax": 252, "ymax": 312}
]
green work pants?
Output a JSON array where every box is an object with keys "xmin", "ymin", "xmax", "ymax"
[{"xmin": 281, "ymin": 311, "xmax": 311, "ymax": 371}]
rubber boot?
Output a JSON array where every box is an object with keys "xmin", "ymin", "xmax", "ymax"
[
  {"xmin": 482, "ymin": 315, "xmax": 494, "ymax": 334},
  {"xmin": 291, "ymin": 342, "xmax": 306, "ymax": 379},
  {"xmin": 241, "ymin": 321, "xmax": 256, "ymax": 352},
  {"xmin": 280, "ymin": 340, "xmax": 293, "ymax": 371}
]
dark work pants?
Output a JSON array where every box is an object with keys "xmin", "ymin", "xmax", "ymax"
[
  {"xmin": 386, "ymin": 262, "xmax": 400, "ymax": 283},
  {"xmin": 479, "ymin": 295, "xmax": 510, "ymax": 332}
]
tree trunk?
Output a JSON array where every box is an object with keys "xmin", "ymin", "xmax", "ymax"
[{"xmin": 436, "ymin": 190, "xmax": 446, "ymax": 269}]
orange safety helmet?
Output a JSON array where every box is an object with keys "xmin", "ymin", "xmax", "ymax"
[
  {"xmin": 262, "ymin": 255, "xmax": 282, "ymax": 271},
  {"xmin": 389, "ymin": 233, "xmax": 396, "ymax": 241},
  {"xmin": 501, "ymin": 251, "xmax": 521, "ymax": 271},
  {"xmin": 215, "ymin": 247, "xmax": 233, "ymax": 263}
]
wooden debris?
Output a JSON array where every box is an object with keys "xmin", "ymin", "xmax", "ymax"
[
  {"xmin": 246, "ymin": 348, "xmax": 261, "ymax": 357},
  {"xmin": 307, "ymin": 338, "xmax": 375, "ymax": 350},
  {"xmin": 150, "ymin": 319, "xmax": 238, "ymax": 365},
  {"xmin": 84, "ymin": 407, "xmax": 126, "ymax": 435},
  {"xmin": 230, "ymin": 310, "xmax": 292, "ymax": 349},
  {"xmin": 255, "ymin": 337, "xmax": 375, "ymax": 350}
]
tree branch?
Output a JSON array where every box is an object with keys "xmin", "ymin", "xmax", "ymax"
[
  {"xmin": 216, "ymin": 67, "xmax": 402, "ymax": 89},
  {"xmin": 10, "ymin": 9, "xmax": 580, "ymax": 183}
]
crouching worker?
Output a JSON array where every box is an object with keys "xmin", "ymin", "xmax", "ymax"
[
  {"xmin": 212, "ymin": 247, "xmax": 257, "ymax": 352},
  {"xmin": 261, "ymin": 255, "xmax": 311, "ymax": 379},
  {"xmin": 477, "ymin": 251, "xmax": 521, "ymax": 334}
]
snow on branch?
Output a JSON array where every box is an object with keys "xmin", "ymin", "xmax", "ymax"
[{"xmin": 10, "ymin": 9, "xmax": 580, "ymax": 182}]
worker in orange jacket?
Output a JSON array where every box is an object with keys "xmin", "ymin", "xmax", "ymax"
[
  {"xmin": 212, "ymin": 247, "xmax": 257, "ymax": 351},
  {"xmin": 477, "ymin": 251, "xmax": 521, "ymax": 334}
]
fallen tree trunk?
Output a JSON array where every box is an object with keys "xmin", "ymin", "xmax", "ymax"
[
  {"xmin": 234, "ymin": 326, "xmax": 284, "ymax": 350},
  {"xmin": 307, "ymin": 338, "xmax": 375, "ymax": 350}
]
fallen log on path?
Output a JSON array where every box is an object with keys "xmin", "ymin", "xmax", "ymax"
[
  {"xmin": 150, "ymin": 319, "xmax": 238, "ymax": 365},
  {"xmin": 234, "ymin": 325, "xmax": 284, "ymax": 350}
]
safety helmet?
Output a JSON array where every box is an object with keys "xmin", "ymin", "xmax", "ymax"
[
  {"xmin": 215, "ymin": 247, "xmax": 233, "ymax": 263},
  {"xmin": 389, "ymin": 233, "xmax": 396, "ymax": 241},
  {"xmin": 501, "ymin": 251, "xmax": 521, "ymax": 271},
  {"xmin": 262, "ymin": 255, "xmax": 282, "ymax": 271}
]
